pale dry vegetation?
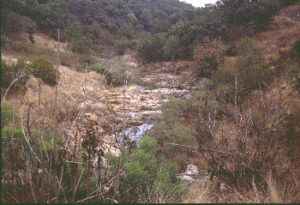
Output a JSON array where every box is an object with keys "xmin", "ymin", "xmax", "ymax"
[{"xmin": 1, "ymin": 0, "xmax": 300, "ymax": 203}]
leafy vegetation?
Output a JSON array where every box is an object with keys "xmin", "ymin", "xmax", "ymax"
[
  {"xmin": 1, "ymin": 0, "xmax": 300, "ymax": 203},
  {"xmin": 108, "ymin": 136, "xmax": 186, "ymax": 202},
  {"xmin": 1, "ymin": 59, "xmax": 31, "ymax": 91},
  {"xmin": 30, "ymin": 57, "xmax": 57, "ymax": 85},
  {"xmin": 210, "ymin": 38, "xmax": 274, "ymax": 104},
  {"xmin": 2, "ymin": 0, "xmax": 194, "ymax": 54}
]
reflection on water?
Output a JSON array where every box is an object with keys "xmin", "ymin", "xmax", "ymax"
[{"xmin": 119, "ymin": 123, "xmax": 153, "ymax": 143}]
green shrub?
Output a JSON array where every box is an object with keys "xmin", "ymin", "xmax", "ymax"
[
  {"xmin": 94, "ymin": 62, "xmax": 113, "ymax": 85},
  {"xmin": 138, "ymin": 33, "xmax": 166, "ymax": 62},
  {"xmin": 193, "ymin": 38, "xmax": 227, "ymax": 77},
  {"xmin": 1, "ymin": 59, "xmax": 31, "ymax": 91},
  {"xmin": 108, "ymin": 135, "xmax": 185, "ymax": 202},
  {"xmin": 285, "ymin": 66, "xmax": 300, "ymax": 93},
  {"xmin": 30, "ymin": 57, "xmax": 57, "ymax": 85},
  {"xmin": 211, "ymin": 38, "xmax": 274, "ymax": 104},
  {"xmin": 116, "ymin": 37, "xmax": 132, "ymax": 55},
  {"xmin": 281, "ymin": 0, "xmax": 299, "ymax": 6},
  {"xmin": 70, "ymin": 35, "xmax": 92, "ymax": 54},
  {"xmin": 290, "ymin": 40, "xmax": 300, "ymax": 58},
  {"xmin": 210, "ymin": 66, "xmax": 236, "ymax": 103},
  {"xmin": 1, "ymin": 8, "xmax": 23, "ymax": 36},
  {"xmin": 153, "ymin": 161, "xmax": 186, "ymax": 201}
]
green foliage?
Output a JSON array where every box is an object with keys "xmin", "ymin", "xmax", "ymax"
[
  {"xmin": 30, "ymin": 57, "xmax": 57, "ymax": 85},
  {"xmin": 1, "ymin": 102, "xmax": 20, "ymax": 127},
  {"xmin": 138, "ymin": 33, "xmax": 166, "ymax": 62},
  {"xmin": 281, "ymin": 0, "xmax": 299, "ymax": 7},
  {"xmin": 153, "ymin": 161, "xmax": 186, "ymax": 201},
  {"xmin": 2, "ymin": 0, "xmax": 290, "ymax": 62},
  {"xmin": 1, "ymin": 59, "xmax": 31, "ymax": 91},
  {"xmin": 162, "ymin": 35, "xmax": 182, "ymax": 60},
  {"xmin": 194, "ymin": 38, "xmax": 227, "ymax": 77},
  {"xmin": 219, "ymin": 0, "xmax": 281, "ymax": 32},
  {"xmin": 94, "ymin": 62, "xmax": 113, "ymax": 85},
  {"xmin": 2, "ymin": 0, "xmax": 195, "ymax": 57},
  {"xmin": 285, "ymin": 65, "xmax": 300, "ymax": 93},
  {"xmin": 115, "ymin": 37, "xmax": 131, "ymax": 55},
  {"xmin": 154, "ymin": 98, "xmax": 197, "ymax": 169},
  {"xmin": 70, "ymin": 36, "xmax": 92, "ymax": 54},
  {"xmin": 290, "ymin": 39, "xmax": 300, "ymax": 58},
  {"xmin": 2, "ymin": 126, "xmax": 23, "ymax": 142},
  {"xmin": 108, "ymin": 135, "xmax": 185, "ymax": 202},
  {"xmin": 1, "ymin": 8, "xmax": 24, "ymax": 36},
  {"xmin": 210, "ymin": 66, "xmax": 236, "ymax": 103},
  {"xmin": 211, "ymin": 38, "xmax": 274, "ymax": 104}
]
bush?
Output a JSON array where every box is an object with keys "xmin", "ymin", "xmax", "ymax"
[
  {"xmin": 290, "ymin": 40, "xmax": 300, "ymax": 58},
  {"xmin": 138, "ymin": 33, "xmax": 166, "ymax": 62},
  {"xmin": 162, "ymin": 35, "xmax": 181, "ymax": 60},
  {"xmin": 108, "ymin": 135, "xmax": 185, "ymax": 202},
  {"xmin": 94, "ymin": 62, "xmax": 112, "ymax": 85},
  {"xmin": 211, "ymin": 38, "xmax": 274, "ymax": 104},
  {"xmin": 153, "ymin": 98, "xmax": 197, "ymax": 169},
  {"xmin": 1, "ymin": 8, "xmax": 23, "ymax": 36},
  {"xmin": 30, "ymin": 57, "xmax": 57, "ymax": 85},
  {"xmin": 281, "ymin": 0, "xmax": 299, "ymax": 7},
  {"xmin": 1, "ymin": 59, "xmax": 31, "ymax": 91},
  {"xmin": 210, "ymin": 66, "xmax": 236, "ymax": 104},
  {"xmin": 115, "ymin": 37, "xmax": 130, "ymax": 55},
  {"xmin": 220, "ymin": 0, "xmax": 280, "ymax": 32},
  {"xmin": 285, "ymin": 66, "xmax": 300, "ymax": 93},
  {"xmin": 70, "ymin": 35, "xmax": 92, "ymax": 54},
  {"xmin": 193, "ymin": 38, "xmax": 227, "ymax": 77}
]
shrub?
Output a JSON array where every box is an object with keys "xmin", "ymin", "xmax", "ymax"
[
  {"xmin": 163, "ymin": 35, "xmax": 181, "ymax": 60},
  {"xmin": 108, "ymin": 135, "xmax": 185, "ymax": 202},
  {"xmin": 153, "ymin": 161, "xmax": 186, "ymax": 201},
  {"xmin": 1, "ymin": 8, "xmax": 23, "ymax": 36},
  {"xmin": 137, "ymin": 33, "xmax": 166, "ymax": 62},
  {"xmin": 94, "ymin": 62, "xmax": 113, "ymax": 85},
  {"xmin": 285, "ymin": 65, "xmax": 300, "ymax": 93},
  {"xmin": 193, "ymin": 38, "xmax": 227, "ymax": 77},
  {"xmin": 115, "ymin": 37, "xmax": 131, "ymax": 55},
  {"xmin": 20, "ymin": 16, "xmax": 37, "ymax": 42},
  {"xmin": 30, "ymin": 57, "xmax": 57, "ymax": 85},
  {"xmin": 281, "ymin": 0, "xmax": 299, "ymax": 7},
  {"xmin": 210, "ymin": 66, "xmax": 236, "ymax": 104},
  {"xmin": 210, "ymin": 38, "xmax": 274, "ymax": 105},
  {"xmin": 153, "ymin": 98, "xmax": 197, "ymax": 169},
  {"xmin": 290, "ymin": 39, "xmax": 300, "ymax": 58},
  {"xmin": 70, "ymin": 35, "xmax": 92, "ymax": 54},
  {"xmin": 1, "ymin": 59, "xmax": 31, "ymax": 91},
  {"xmin": 220, "ymin": 0, "xmax": 280, "ymax": 32}
]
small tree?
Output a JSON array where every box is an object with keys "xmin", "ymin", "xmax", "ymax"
[
  {"xmin": 109, "ymin": 136, "xmax": 184, "ymax": 202},
  {"xmin": 1, "ymin": 59, "xmax": 31, "ymax": 91},
  {"xmin": 30, "ymin": 57, "xmax": 57, "ymax": 86},
  {"xmin": 193, "ymin": 38, "xmax": 227, "ymax": 77},
  {"xmin": 137, "ymin": 33, "xmax": 166, "ymax": 62}
]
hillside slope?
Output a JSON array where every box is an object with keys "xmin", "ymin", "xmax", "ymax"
[{"xmin": 254, "ymin": 2, "xmax": 300, "ymax": 62}]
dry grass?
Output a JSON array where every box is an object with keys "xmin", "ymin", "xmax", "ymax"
[
  {"xmin": 31, "ymin": 32, "xmax": 69, "ymax": 52},
  {"xmin": 184, "ymin": 173, "xmax": 298, "ymax": 203},
  {"xmin": 254, "ymin": 2, "xmax": 300, "ymax": 62}
]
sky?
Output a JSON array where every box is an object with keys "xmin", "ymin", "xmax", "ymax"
[{"xmin": 180, "ymin": 0, "xmax": 218, "ymax": 7}]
